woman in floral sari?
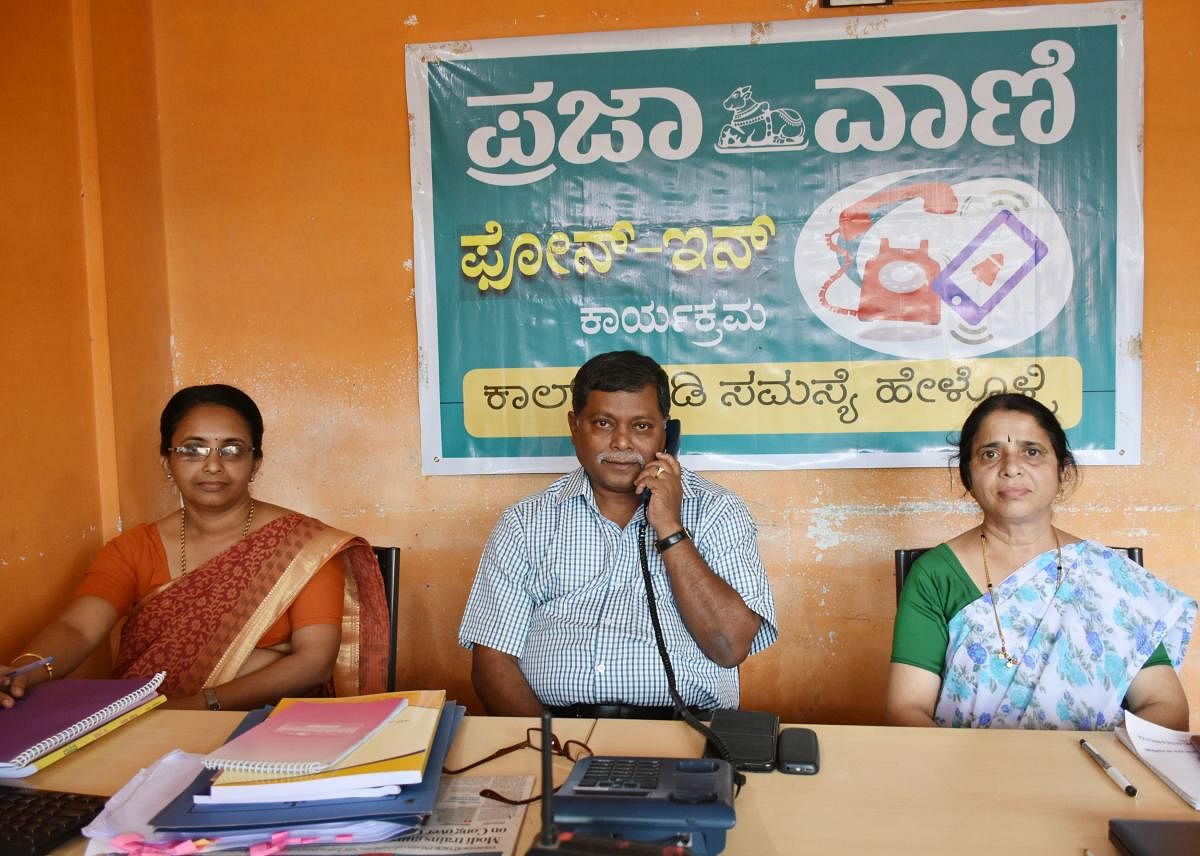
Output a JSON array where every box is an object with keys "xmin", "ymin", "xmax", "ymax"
[
  {"xmin": 885, "ymin": 393, "xmax": 1195, "ymax": 730},
  {"xmin": 1, "ymin": 385, "xmax": 388, "ymax": 710}
]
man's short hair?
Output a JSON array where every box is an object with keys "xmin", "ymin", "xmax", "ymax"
[{"xmin": 571, "ymin": 351, "xmax": 670, "ymax": 417}]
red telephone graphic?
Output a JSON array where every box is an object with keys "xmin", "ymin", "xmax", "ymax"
[{"xmin": 820, "ymin": 182, "xmax": 959, "ymax": 325}]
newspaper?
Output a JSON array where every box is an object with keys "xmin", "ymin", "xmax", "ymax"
[
  {"xmin": 291, "ymin": 774, "xmax": 535, "ymax": 856},
  {"xmin": 1115, "ymin": 710, "xmax": 1200, "ymax": 810}
]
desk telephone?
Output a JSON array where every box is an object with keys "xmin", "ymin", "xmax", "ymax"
[
  {"xmin": 550, "ymin": 755, "xmax": 736, "ymax": 856},
  {"xmin": 528, "ymin": 712, "xmax": 735, "ymax": 856}
]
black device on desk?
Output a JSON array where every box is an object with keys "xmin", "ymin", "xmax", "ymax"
[
  {"xmin": 702, "ymin": 709, "xmax": 778, "ymax": 772},
  {"xmin": 0, "ymin": 786, "xmax": 107, "ymax": 856},
  {"xmin": 1109, "ymin": 819, "xmax": 1200, "ymax": 856},
  {"xmin": 776, "ymin": 727, "xmax": 820, "ymax": 775}
]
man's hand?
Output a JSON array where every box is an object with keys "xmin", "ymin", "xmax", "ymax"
[{"xmin": 635, "ymin": 451, "xmax": 684, "ymax": 535}]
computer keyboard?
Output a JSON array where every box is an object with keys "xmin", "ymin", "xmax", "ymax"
[
  {"xmin": 573, "ymin": 758, "xmax": 661, "ymax": 795},
  {"xmin": 0, "ymin": 787, "xmax": 107, "ymax": 856}
]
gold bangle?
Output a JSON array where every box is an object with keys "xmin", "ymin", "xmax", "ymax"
[{"xmin": 13, "ymin": 652, "xmax": 53, "ymax": 680}]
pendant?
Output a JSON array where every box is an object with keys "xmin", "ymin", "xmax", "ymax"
[{"xmin": 1004, "ymin": 656, "xmax": 1018, "ymax": 668}]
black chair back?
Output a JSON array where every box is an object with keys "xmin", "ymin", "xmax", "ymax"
[
  {"xmin": 894, "ymin": 545, "xmax": 1143, "ymax": 603},
  {"xmin": 372, "ymin": 546, "xmax": 400, "ymax": 692}
]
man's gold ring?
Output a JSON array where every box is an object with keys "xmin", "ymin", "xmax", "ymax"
[{"xmin": 655, "ymin": 466, "xmax": 666, "ymax": 478}]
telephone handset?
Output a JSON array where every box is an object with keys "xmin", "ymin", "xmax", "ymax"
[
  {"xmin": 664, "ymin": 418, "xmax": 682, "ymax": 458},
  {"xmin": 642, "ymin": 419, "xmax": 682, "ymax": 508}
]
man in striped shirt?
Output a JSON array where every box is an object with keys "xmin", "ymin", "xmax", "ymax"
[{"xmin": 458, "ymin": 351, "xmax": 777, "ymax": 718}]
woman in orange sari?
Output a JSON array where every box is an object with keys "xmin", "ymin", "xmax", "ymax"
[{"xmin": 1, "ymin": 385, "xmax": 388, "ymax": 710}]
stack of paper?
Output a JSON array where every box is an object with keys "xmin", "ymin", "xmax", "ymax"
[
  {"xmin": 1115, "ymin": 710, "xmax": 1200, "ymax": 809},
  {"xmin": 201, "ymin": 689, "xmax": 447, "ymax": 803},
  {"xmin": 117, "ymin": 691, "xmax": 461, "ymax": 852},
  {"xmin": 82, "ymin": 696, "xmax": 466, "ymax": 855}
]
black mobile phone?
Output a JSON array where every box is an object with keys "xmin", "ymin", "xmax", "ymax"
[
  {"xmin": 703, "ymin": 708, "xmax": 779, "ymax": 772},
  {"xmin": 777, "ymin": 727, "xmax": 820, "ymax": 775}
]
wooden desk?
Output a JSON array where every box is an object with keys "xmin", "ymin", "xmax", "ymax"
[
  {"xmin": 587, "ymin": 719, "xmax": 1198, "ymax": 855},
  {"xmin": 20, "ymin": 712, "xmax": 1199, "ymax": 855}
]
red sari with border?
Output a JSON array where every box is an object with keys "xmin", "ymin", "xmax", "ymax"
[{"xmin": 113, "ymin": 514, "xmax": 389, "ymax": 698}]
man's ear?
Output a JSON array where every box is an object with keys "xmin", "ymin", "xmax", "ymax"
[{"xmin": 567, "ymin": 411, "xmax": 578, "ymax": 437}]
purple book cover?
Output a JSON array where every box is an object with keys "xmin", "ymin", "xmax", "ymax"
[{"xmin": 0, "ymin": 675, "xmax": 163, "ymax": 765}]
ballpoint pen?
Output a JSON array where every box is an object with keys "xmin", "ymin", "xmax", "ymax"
[
  {"xmin": 2, "ymin": 656, "xmax": 54, "ymax": 681},
  {"xmin": 1080, "ymin": 738, "xmax": 1137, "ymax": 796}
]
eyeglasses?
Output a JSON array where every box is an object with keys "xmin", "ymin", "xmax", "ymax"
[
  {"xmin": 442, "ymin": 727, "xmax": 592, "ymax": 805},
  {"xmin": 170, "ymin": 444, "xmax": 256, "ymax": 462}
]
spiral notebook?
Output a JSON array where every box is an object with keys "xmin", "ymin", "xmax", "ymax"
[
  {"xmin": 0, "ymin": 672, "xmax": 166, "ymax": 775},
  {"xmin": 202, "ymin": 694, "xmax": 408, "ymax": 776}
]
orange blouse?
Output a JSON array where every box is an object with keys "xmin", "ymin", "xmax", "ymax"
[{"xmin": 75, "ymin": 523, "xmax": 344, "ymax": 648}]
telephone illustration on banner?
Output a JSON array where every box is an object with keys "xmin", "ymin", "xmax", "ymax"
[
  {"xmin": 797, "ymin": 169, "xmax": 1073, "ymax": 360},
  {"xmin": 820, "ymin": 181, "xmax": 959, "ymax": 326}
]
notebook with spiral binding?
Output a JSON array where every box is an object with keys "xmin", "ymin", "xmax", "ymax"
[
  {"xmin": 202, "ymin": 694, "xmax": 407, "ymax": 776},
  {"xmin": 0, "ymin": 673, "xmax": 166, "ymax": 776}
]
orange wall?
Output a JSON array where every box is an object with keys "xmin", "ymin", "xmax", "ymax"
[
  {"xmin": 4, "ymin": 0, "xmax": 1198, "ymax": 727},
  {"xmin": 89, "ymin": 0, "xmax": 176, "ymax": 530},
  {"xmin": 0, "ymin": 3, "xmax": 106, "ymax": 659}
]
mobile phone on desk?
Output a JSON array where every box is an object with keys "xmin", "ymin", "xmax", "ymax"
[
  {"xmin": 777, "ymin": 727, "xmax": 820, "ymax": 775},
  {"xmin": 703, "ymin": 708, "xmax": 779, "ymax": 772}
]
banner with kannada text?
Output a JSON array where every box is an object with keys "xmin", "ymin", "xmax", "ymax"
[{"xmin": 405, "ymin": 1, "xmax": 1143, "ymax": 474}]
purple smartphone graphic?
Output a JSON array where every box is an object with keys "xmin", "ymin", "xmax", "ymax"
[{"xmin": 931, "ymin": 209, "xmax": 1048, "ymax": 325}]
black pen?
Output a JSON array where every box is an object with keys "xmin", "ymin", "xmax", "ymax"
[{"xmin": 1080, "ymin": 738, "xmax": 1137, "ymax": 796}]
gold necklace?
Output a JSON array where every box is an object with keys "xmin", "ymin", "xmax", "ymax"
[
  {"xmin": 979, "ymin": 528, "xmax": 1063, "ymax": 669},
  {"xmin": 179, "ymin": 498, "xmax": 255, "ymax": 575}
]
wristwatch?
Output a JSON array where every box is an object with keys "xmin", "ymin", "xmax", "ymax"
[
  {"xmin": 654, "ymin": 528, "xmax": 693, "ymax": 554},
  {"xmin": 202, "ymin": 687, "xmax": 222, "ymax": 711}
]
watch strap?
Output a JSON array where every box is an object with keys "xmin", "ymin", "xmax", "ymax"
[{"xmin": 654, "ymin": 528, "xmax": 692, "ymax": 554}]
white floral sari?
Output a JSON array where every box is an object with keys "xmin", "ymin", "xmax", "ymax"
[{"xmin": 935, "ymin": 540, "xmax": 1196, "ymax": 729}]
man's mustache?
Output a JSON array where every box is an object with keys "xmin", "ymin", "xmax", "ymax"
[{"xmin": 597, "ymin": 451, "xmax": 645, "ymax": 467}]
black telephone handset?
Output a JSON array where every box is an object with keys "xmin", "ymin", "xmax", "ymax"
[
  {"xmin": 664, "ymin": 418, "xmax": 682, "ymax": 457},
  {"xmin": 642, "ymin": 419, "xmax": 682, "ymax": 508}
]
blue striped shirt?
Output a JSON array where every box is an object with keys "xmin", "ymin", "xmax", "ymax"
[{"xmin": 458, "ymin": 467, "xmax": 777, "ymax": 708}]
